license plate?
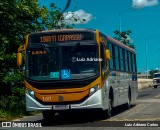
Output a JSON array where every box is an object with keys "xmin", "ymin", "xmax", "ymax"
[{"xmin": 53, "ymin": 105, "xmax": 69, "ymax": 110}]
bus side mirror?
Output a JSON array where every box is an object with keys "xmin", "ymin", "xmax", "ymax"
[
  {"xmin": 105, "ymin": 50, "xmax": 110, "ymax": 60},
  {"xmin": 17, "ymin": 53, "xmax": 22, "ymax": 67}
]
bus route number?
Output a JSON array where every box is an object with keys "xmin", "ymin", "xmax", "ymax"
[
  {"xmin": 40, "ymin": 36, "xmax": 56, "ymax": 43},
  {"xmin": 40, "ymin": 34, "xmax": 82, "ymax": 43}
]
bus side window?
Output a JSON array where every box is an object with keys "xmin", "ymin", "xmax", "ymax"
[
  {"xmin": 132, "ymin": 53, "xmax": 136, "ymax": 72},
  {"xmin": 124, "ymin": 50, "xmax": 128, "ymax": 71},
  {"xmin": 115, "ymin": 46, "xmax": 120, "ymax": 70},
  {"xmin": 122, "ymin": 49, "xmax": 126, "ymax": 71},
  {"xmin": 119, "ymin": 48, "xmax": 124, "ymax": 71},
  {"xmin": 128, "ymin": 51, "xmax": 131, "ymax": 72},
  {"xmin": 108, "ymin": 42, "xmax": 114, "ymax": 70},
  {"xmin": 112, "ymin": 44, "xmax": 116, "ymax": 70},
  {"xmin": 130, "ymin": 53, "xmax": 133, "ymax": 72},
  {"xmin": 134, "ymin": 54, "xmax": 137, "ymax": 72},
  {"xmin": 118, "ymin": 46, "xmax": 121, "ymax": 70}
]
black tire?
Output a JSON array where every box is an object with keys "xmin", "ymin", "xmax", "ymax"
[
  {"xmin": 107, "ymin": 99, "xmax": 112, "ymax": 118},
  {"xmin": 101, "ymin": 87, "xmax": 113, "ymax": 119},
  {"xmin": 154, "ymin": 85, "xmax": 157, "ymax": 88},
  {"xmin": 101, "ymin": 99, "xmax": 112, "ymax": 119},
  {"xmin": 42, "ymin": 110, "xmax": 56, "ymax": 123},
  {"xmin": 107, "ymin": 87, "xmax": 113, "ymax": 118},
  {"xmin": 125, "ymin": 94, "xmax": 131, "ymax": 109}
]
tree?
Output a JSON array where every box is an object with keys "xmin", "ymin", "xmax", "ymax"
[
  {"xmin": 0, "ymin": 0, "xmax": 80, "ymax": 95},
  {"xmin": 149, "ymin": 69, "xmax": 159, "ymax": 79},
  {"xmin": 0, "ymin": 0, "xmax": 84, "ymax": 117},
  {"xmin": 113, "ymin": 30, "xmax": 135, "ymax": 49},
  {"xmin": 0, "ymin": 0, "xmax": 43, "ymax": 95}
]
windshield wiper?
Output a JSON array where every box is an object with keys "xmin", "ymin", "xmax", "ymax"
[{"xmin": 42, "ymin": 44, "xmax": 51, "ymax": 53}]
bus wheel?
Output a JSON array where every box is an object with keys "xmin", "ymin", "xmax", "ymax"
[
  {"xmin": 127, "ymin": 95, "xmax": 131, "ymax": 109},
  {"xmin": 43, "ymin": 110, "xmax": 56, "ymax": 123},
  {"xmin": 101, "ymin": 99, "xmax": 112, "ymax": 119},
  {"xmin": 125, "ymin": 91, "xmax": 131, "ymax": 109},
  {"xmin": 154, "ymin": 85, "xmax": 157, "ymax": 88},
  {"xmin": 107, "ymin": 99, "xmax": 112, "ymax": 118}
]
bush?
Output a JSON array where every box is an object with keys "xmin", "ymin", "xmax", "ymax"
[
  {"xmin": 0, "ymin": 87, "xmax": 26, "ymax": 118},
  {"xmin": 0, "ymin": 69, "xmax": 26, "ymax": 119}
]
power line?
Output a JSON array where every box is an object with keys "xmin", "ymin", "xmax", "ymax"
[{"xmin": 61, "ymin": 0, "xmax": 71, "ymax": 13}]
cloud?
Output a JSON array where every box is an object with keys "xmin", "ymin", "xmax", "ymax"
[
  {"xmin": 63, "ymin": 10, "xmax": 93, "ymax": 25},
  {"xmin": 132, "ymin": 0, "xmax": 159, "ymax": 8}
]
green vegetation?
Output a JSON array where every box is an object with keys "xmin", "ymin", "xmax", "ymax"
[
  {"xmin": 113, "ymin": 30, "xmax": 135, "ymax": 49},
  {"xmin": 0, "ymin": 0, "xmax": 77, "ymax": 121},
  {"xmin": 149, "ymin": 69, "xmax": 159, "ymax": 79}
]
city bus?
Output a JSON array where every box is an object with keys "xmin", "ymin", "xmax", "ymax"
[{"xmin": 17, "ymin": 29, "xmax": 138, "ymax": 120}]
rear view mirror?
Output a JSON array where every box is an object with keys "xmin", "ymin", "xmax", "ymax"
[
  {"xmin": 105, "ymin": 49, "xmax": 110, "ymax": 60},
  {"xmin": 17, "ymin": 53, "xmax": 22, "ymax": 67}
]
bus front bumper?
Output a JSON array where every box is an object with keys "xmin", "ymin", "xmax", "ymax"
[{"xmin": 26, "ymin": 90, "xmax": 104, "ymax": 111}]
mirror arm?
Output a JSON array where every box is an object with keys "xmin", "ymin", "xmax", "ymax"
[{"xmin": 18, "ymin": 45, "xmax": 25, "ymax": 53}]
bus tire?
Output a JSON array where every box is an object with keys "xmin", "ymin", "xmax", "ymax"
[
  {"xmin": 107, "ymin": 87, "xmax": 113, "ymax": 118},
  {"xmin": 107, "ymin": 99, "xmax": 112, "ymax": 118},
  {"xmin": 101, "ymin": 99, "xmax": 112, "ymax": 119},
  {"xmin": 42, "ymin": 110, "xmax": 55, "ymax": 123},
  {"xmin": 154, "ymin": 85, "xmax": 157, "ymax": 88}
]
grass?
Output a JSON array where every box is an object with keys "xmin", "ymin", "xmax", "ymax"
[
  {"xmin": 0, "ymin": 109, "xmax": 41, "ymax": 123},
  {"xmin": 0, "ymin": 87, "xmax": 40, "ymax": 123},
  {"xmin": 0, "ymin": 110, "xmax": 13, "ymax": 122}
]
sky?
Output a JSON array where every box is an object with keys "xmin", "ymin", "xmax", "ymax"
[{"xmin": 39, "ymin": 0, "xmax": 160, "ymax": 73}]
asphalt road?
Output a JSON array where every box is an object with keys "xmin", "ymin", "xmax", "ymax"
[{"xmin": 1, "ymin": 86, "xmax": 160, "ymax": 130}]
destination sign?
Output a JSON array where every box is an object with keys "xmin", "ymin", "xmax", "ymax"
[{"xmin": 30, "ymin": 32, "xmax": 94, "ymax": 43}]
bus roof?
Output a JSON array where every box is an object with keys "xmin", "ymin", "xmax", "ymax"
[
  {"xmin": 32, "ymin": 28, "xmax": 95, "ymax": 34},
  {"xmin": 106, "ymin": 35, "xmax": 135, "ymax": 53}
]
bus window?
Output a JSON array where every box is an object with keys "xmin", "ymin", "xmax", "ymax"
[
  {"xmin": 130, "ymin": 53, "xmax": 133, "ymax": 72},
  {"xmin": 132, "ymin": 53, "xmax": 136, "ymax": 72},
  {"xmin": 112, "ymin": 44, "xmax": 116, "ymax": 70},
  {"xmin": 115, "ymin": 46, "xmax": 120, "ymax": 70},
  {"xmin": 125, "ymin": 50, "xmax": 128, "ymax": 71},
  {"xmin": 108, "ymin": 43, "xmax": 114, "ymax": 69},
  {"xmin": 119, "ymin": 48, "xmax": 124, "ymax": 71},
  {"xmin": 128, "ymin": 51, "xmax": 132, "ymax": 72},
  {"xmin": 134, "ymin": 54, "xmax": 137, "ymax": 72}
]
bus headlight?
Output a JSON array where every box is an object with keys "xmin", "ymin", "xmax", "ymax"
[
  {"xmin": 153, "ymin": 80, "xmax": 156, "ymax": 84},
  {"xmin": 89, "ymin": 85, "xmax": 99, "ymax": 96},
  {"xmin": 26, "ymin": 88, "xmax": 35, "ymax": 98}
]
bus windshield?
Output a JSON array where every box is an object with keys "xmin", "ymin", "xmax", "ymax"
[
  {"xmin": 26, "ymin": 44, "xmax": 99, "ymax": 81},
  {"xmin": 153, "ymin": 73, "xmax": 160, "ymax": 78}
]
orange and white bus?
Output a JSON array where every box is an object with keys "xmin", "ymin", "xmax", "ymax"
[{"xmin": 17, "ymin": 29, "xmax": 138, "ymax": 120}]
